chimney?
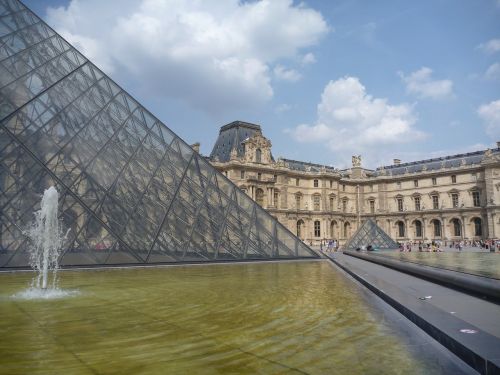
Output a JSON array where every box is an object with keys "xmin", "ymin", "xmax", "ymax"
[
  {"xmin": 496, "ymin": 141, "xmax": 500, "ymax": 149},
  {"xmin": 393, "ymin": 158, "xmax": 401, "ymax": 165},
  {"xmin": 191, "ymin": 142, "xmax": 200, "ymax": 153}
]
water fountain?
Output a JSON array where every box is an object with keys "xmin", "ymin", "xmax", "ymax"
[{"xmin": 25, "ymin": 186, "xmax": 68, "ymax": 291}]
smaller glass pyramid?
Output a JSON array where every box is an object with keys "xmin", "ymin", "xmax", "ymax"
[{"xmin": 344, "ymin": 219, "xmax": 399, "ymax": 250}]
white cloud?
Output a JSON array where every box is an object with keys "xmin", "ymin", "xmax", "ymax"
[
  {"xmin": 301, "ymin": 52, "xmax": 316, "ymax": 65},
  {"xmin": 273, "ymin": 65, "xmax": 301, "ymax": 82},
  {"xmin": 485, "ymin": 62, "xmax": 500, "ymax": 81},
  {"xmin": 287, "ymin": 76, "xmax": 425, "ymax": 165},
  {"xmin": 275, "ymin": 103, "xmax": 292, "ymax": 113},
  {"xmin": 477, "ymin": 38, "xmax": 500, "ymax": 54},
  {"xmin": 478, "ymin": 99, "xmax": 500, "ymax": 138},
  {"xmin": 399, "ymin": 67, "xmax": 454, "ymax": 100},
  {"xmin": 46, "ymin": 0, "xmax": 328, "ymax": 114}
]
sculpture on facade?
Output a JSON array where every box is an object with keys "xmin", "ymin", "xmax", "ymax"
[{"xmin": 352, "ymin": 155, "xmax": 362, "ymax": 167}]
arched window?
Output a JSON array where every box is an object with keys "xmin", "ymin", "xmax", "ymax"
[
  {"xmin": 473, "ymin": 218, "xmax": 482, "ymax": 236},
  {"xmin": 433, "ymin": 220, "xmax": 441, "ymax": 237},
  {"xmin": 397, "ymin": 221, "xmax": 405, "ymax": 237},
  {"xmin": 343, "ymin": 222, "xmax": 351, "ymax": 238},
  {"xmin": 330, "ymin": 220, "xmax": 337, "ymax": 238},
  {"xmin": 296, "ymin": 220, "xmax": 304, "ymax": 238},
  {"xmin": 273, "ymin": 190, "xmax": 279, "ymax": 208},
  {"xmin": 255, "ymin": 148, "xmax": 262, "ymax": 163},
  {"xmin": 314, "ymin": 221, "xmax": 321, "ymax": 237},
  {"xmin": 256, "ymin": 188, "xmax": 264, "ymax": 206},
  {"xmin": 452, "ymin": 218, "xmax": 461, "ymax": 237},
  {"xmin": 414, "ymin": 220, "xmax": 422, "ymax": 238}
]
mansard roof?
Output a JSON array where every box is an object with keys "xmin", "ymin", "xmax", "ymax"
[
  {"xmin": 210, "ymin": 121, "xmax": 275, "ymax": 162},
  {"xmin": 281, "ymin": 158, "xmax": 336, "ymax": 173},
  {"xmin": 375, "ymin": 149, "xmax": 499, "ymax": 176}
]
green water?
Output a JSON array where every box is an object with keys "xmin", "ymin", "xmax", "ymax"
[
  {"xmin": 376, "ymin": 251, "xmax": 500, "ymax": 279},
  {"xmin": 0, "ymin": 261, "xmax": 458, "ymax": 374}
]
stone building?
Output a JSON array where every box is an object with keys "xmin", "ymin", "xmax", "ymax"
[{"xmin": 208, "ymin": 121, "xmax": 500, "ymax": 245}]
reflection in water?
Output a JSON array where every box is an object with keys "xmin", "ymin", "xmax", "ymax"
[
  {"xmin": 0, "ymin": 262, "xmax": 463, "ymax": 374},
  {"xmin": 376, "ymin": 251, "xmax": 500, "ymax": 279}
]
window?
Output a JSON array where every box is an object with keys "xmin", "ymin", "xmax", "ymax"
[
  {"xmin": 257, "ymin": 172, "xmax": 262, "ymax": 180},
  {"xmin": 397, "ymin": 198, "xmax": 403, "ymax": 212},
  {"xmin": 473, "ymin": 218, "xmax": 482, "ymax": 236},
  {"xmin": 433, "ymin": 220, "xmax": 441, "ymax": 237},
  {"xmin": 295, "ymin": 194, "xmax": 301, "ymax": 209},
  {"xmin": 415, "ymin": 220, "xmax": 422, "ymax": 238},
  {"xmin": 330, "ymin": 180, "xmax": 333, "ymax": 188},
  {"xmin": 414, "ymin": 197, "xmax": 421, "ymax": 211},
  {"xmin": 451, "ymin": 193, "xmax": 459, "ymax": 208},
  {"xmin": 314, "ymin": 179, "xmax": 319, "ymax": 188},
  {"xmin": 240, "ymin": 170, "xmax": 245, "ymax": 179},
  {"xmin": 369, "ymin": 200, "xmax": 375, "ymax": 214},
  {"xmin": 432, "ymin": 177, "xmax": 437, "ymax": 185},
  {"xmin": 342, "ymin": 184, "xmax": 346, "ymax": 191},
  {"xmin": 295, "ymin": 178, "xmax": 299, "ymax": 186},
  {"xmin": 472, "ymin": 191, "xmax": 480, "ymax": 207},
  {"xmin": 452, "ymin": 218, "xmax": 461, "ymax": 237},
  {"xmin": 396, "ymin": 181, "xmax": 401, "ymax": 189},
  {"xmin": 274, "ymin": 191, "xmax": 279, "ymax": 208},
  {"xmin": 329, "ymin": 196, "xmax": 335, "ymax": 211},
  {"xmin": 342, "ymin": 199, "xmax": 347, "ymax": 212},
  {"xmin": 255, "ymin": 148, "xmax": 262, "ymax": 163},
  {"xmin": 471, "ymin": 173, "xmax": 477, "ymax": 181},
  {"xmin": 256, "ymin": 188, "xmax": 264, "ymax": 206},
  {"xmin": 313, "ymin": 195, "xmax": 320, "ymax": 211},
  {"xmin": 224, "ymin": 171, "xmax": 228, "ymax": 176},
  {"xmin": 451, "ymin": 175, "xmax": 456, "ymax": 183},
  {"xmin": 343, "ymin": 222, "xmax": 350, "ymax": 238},
  {"xmin": 397, "ymin": 221, "xmax": 405, "ymax": 237},
  {"xmin": 296, "ymin": 220, "xmax": 304, "ymax": 238},
  {"xmin": 273, "ymin": 174, "xmax": 277, "ymax": 182},
  {"xmin": 414, "ymin": 179, "xmax": 418, "ymax": 187},
  {"xmin": 370, "ymin": 185, "xmax": 374, "ymax": 192},
  {"xmin": 314, "ymin": 220, "xmax": 321, "ymax": 237},
  {"xmin": 432, "ymin": 195, "xmax": 439, "ymax": 209}
]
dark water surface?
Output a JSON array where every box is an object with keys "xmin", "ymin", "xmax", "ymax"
[{"xmin": 0, "ymin": 261, "xmax": 472, "ymax": 374}]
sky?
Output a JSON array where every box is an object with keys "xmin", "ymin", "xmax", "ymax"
[{"xmin": 24, "ymin": 0, "xmax": 500, "ymax": 169}]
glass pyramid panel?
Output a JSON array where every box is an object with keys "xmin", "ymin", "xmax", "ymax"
[
  {"xmin": 344, "ymin": 219, "xmax": 399, "ymax": 250},
  {"xmin": 0, "ymin": 0, "xmax": 318, "ymax": 267}
]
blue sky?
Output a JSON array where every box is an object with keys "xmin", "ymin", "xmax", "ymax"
[{"xmin": 24, "ymin": 0, "xmax": 500, "ymax": 168}]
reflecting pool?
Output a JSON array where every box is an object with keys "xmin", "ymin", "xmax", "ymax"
[
  {"xmin": 375, "ymin": 251, "xmax": 500, "ymax": 279},
  {"xmin": 0, "ymin": 261, "xmax": 469, "ymax": 374}
]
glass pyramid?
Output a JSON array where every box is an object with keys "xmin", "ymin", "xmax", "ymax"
[
  {"xmin": 343, "ymin": 219, "xmax": 399, "ymax": 250},
  {"xmin": 0, "ymin": 0, "xmax": 318, "ymax": 268}
]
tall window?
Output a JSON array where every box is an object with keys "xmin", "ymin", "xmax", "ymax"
[
  {"xmin": 342, "ymin": 184, "xmax": 346, "ymax": 191},
  {"xmin": 295, "ymin": 194, "xmax": 301, "ymax": 210},
  {"xmin": 473, "ymin": 218, "xmax": 482, "ymax": 236},
  {"xmin": 414, "ymin": 179, "xmax": 418, "ymax": 187},
  {"xmin": 432, "ymin": 195, "xmax": 439, "ymax": 209},
  {"xmin": 313, "ymin": 179, "xmax": 319, "ymax": 187},
  {"xmin": 451, "ymin": 174, "xmax": 456, "ymax": 183},
  {"xmin": 396, "ymin": 181, "xmax": 401, "ymax": 189},
  {"xmin": 342, "ymin": 199, "xmax": 347, "ymax": 212},
  {"xmin": 273, "ymin": 174, "xmax": 277, "ymax": 182},
  {"xmin": 274, "ymin": 191, "xmax": 279, "ymax": 208},
  {"xmin": 397, "ymin": 221, "xmax": 405, "ymax": 237},
  {"xmin": 452, "ymin": 218, "xmax": 461, "ymax": 237},
  {"xmin": 256, "ymin": 188, "xmax": 264, "ymax": 206},
  {"xmin": 415, "ymin": 220, "xmax": 422, "ymax": 237},
  {"xmin": 255, "ymin": 148, "xmax": 262, "ymax": 163},
  {"xmin": 432, "ymin": 177, "xmax": 437, "ymax": 186},
  {"xmin": 330, "ymin": 180, "xmax": 333, "ymax": 188},
  {"xmin": 433, "ymin": 220, "xmax": 441, "ymax": 237},
  {"xmin": 314, "ymin": 221, "xmax": 321, "ymax": 237},
  {"xmin": 295, "ymin": 178, "xmax": 299, "ymax": 186},
  {"xmin": 397, "ymin": 198, "xmax": 403, "ymax": 212},
  {"xmin": 329, "ymin": 196, "xmax": 335, "ymax": 211},
  {"xmin": 369, "ymin": 200, "xmax": 375, "ymax": 213},
  {"xmin": 452, "ymin": 193, "xmax": 459, "ymax": 208},
  {"xmin": 313, "ymin": 195, "xmax": 320, "ymax": 211},
  {"xmin": 240, "ymin": 170, "xmax": 245, "ymax": 179},
  {"xmin": 343, "ymin": 222, "xmax": 350, "ymax": 238},
  {"xmin": 414, "ymin": 196, "xmax": 421, "ymax": 211},
  {"xmin": 471, "ymin": 173, "xmax": 477, "ymax": 181},
  {"xmin": 472, "ymin": 191, "xmax": 480, "ymax": 207}
]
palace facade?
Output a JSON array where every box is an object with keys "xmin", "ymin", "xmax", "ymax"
[{"xmin": 207, "ymin": 121, "xmax": 500, "ymax": 245}]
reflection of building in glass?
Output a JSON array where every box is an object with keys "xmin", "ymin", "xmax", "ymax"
[
  {"xmin": 210, "ymin": 122, "xmax": 500, "ymax": 245},
  {"xmin": 0, "ymin": 0, "xmax": 317, "ymax": 268}
]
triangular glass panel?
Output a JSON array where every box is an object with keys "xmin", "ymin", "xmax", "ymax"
[{"xmin": 344, "ymin": 219, "xmax": 399, "ymax": 250}]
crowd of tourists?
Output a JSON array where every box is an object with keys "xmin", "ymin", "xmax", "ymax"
[{"xmin": 397, "ymin": 239, "xmax": 499, "ymax": 252}]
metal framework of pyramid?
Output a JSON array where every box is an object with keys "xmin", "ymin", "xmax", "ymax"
[
  {"xmin": 0, "ymin": 0, "xmax": 318, "ymax": 268},
  {"xmin": 343, "ymin": 219, "xmax": 399, "ymax": 250}
]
